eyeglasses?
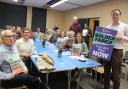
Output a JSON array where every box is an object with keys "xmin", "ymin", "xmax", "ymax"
[
  {"xmin": 23, "ymin": 32, "xmax": 30, "ymax": 33},
  {"xmin": 4, "ymin": 35, "xmax": 16, "ymax": 38}
]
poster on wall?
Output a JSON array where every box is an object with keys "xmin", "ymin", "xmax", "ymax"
[{"xmin": 89, "ymin": 26, "xmax": 117, "ymax": 60}]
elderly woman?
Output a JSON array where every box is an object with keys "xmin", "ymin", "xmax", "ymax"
[
  {"xmin": 56, "ymin": 31, "xmax": 67, "ymax": 49},
  {"xmin": 64, "ymin": 31, "xmax": 75, "ymax": 50}
]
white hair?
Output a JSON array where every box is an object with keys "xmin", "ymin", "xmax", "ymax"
[
  {"xmin": 69, "ymin": 31, "xmax": 75, "ymax": 37},
  {"xmin": 1, "ymin": 30, "xmax": 5, "ymax": 38},
  {"xmin": 1, "ymin": 30, "xmax": 13, "ymax": 38}
]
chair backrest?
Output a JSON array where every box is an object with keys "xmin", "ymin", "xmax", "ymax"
[{"xmin": 123, "ymin": 51, "xmax": 128, "ymax": 61}]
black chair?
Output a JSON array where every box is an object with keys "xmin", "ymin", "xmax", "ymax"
[{"xmin": 121, "ymin": 51, "xmax": 128, "ymax": 80}]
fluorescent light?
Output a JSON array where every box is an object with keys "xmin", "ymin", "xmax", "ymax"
[
  {"xmin": 50, "ymin": 0, "xmax": 68, "ymax": 8},
  {"xmin": 13, "ymin": 0, "xmax": 18, "ymax": 2}
]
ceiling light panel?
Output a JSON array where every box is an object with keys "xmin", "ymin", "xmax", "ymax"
[
  {"xmin": 24, "ymin": 0, "xmax": 51, "ymax": 7},
  {"xmin": 68, "ymin": 0, "xmax": 106, "ymax": 6},
  {"xmin": 51, "ymin": 2, "xmax": 80, "ymax": 11}
]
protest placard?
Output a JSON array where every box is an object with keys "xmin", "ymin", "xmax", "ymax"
[{"xmin": 90, "ymin": 26, "xmax": 117, "ymax": 60}]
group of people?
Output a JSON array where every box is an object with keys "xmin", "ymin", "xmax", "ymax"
[
  {"xmin": 70, "ymin": 9, "xmax": 128, "ymax": 89},
  {"xmin": 0, "ymin": 9, "xmax": 128, "ymax": 89},
  {"xmin": 46, "ymin": 18, "xmax": 91, "ymax": 56},
  {"xmin": 0, "ymin": 28, "xmax": 42, "ymax": 89},
  {"xmin": 48, "ymin": 9, "xmax": 128, "ymax": 89}
]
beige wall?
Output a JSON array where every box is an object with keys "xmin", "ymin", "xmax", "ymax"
[
  {"xmin": 46, "ymin": 9, "xmax": 64, "ymax": 31},
  {"xmin": 26, "ymin": 7, "xmax": 32, "ymax": 29},
  {"xmin": 24, "ymin": 0, "xmax": 128, "ymax": 32},
  {"xmin": 26, "ymin": 8, "xmax": 64, "ymax": 31},
  {"xmin": 64, "ymin": 0, "xmax": 128, "ymax": 31},
  {"xmin": 26, "ymin": 0, "xmax": 128, "ymax": 50},
  {"xmin": 63, "ymin": 0, "xmax": 128, "ymax": 51}
]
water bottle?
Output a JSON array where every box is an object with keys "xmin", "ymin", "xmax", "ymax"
[
  {"xmin": 42, "ymin": 39, "xmax": 46, "ymax": 48},
  {"xmin": 58, "ymin": 49, "xmax": 62, "ymax": 57}
]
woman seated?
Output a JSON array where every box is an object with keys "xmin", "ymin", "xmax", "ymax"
[
  {"xmin": 64, "ymin": 31, "xmax": 75, "ymax": 50},
  {"xmin": 56, "ymin": 31, "xmax": 67, "ymax": 49},
  {"xmin": 72, "ymin": 32, "xmax": 89, "ymax": 56}
]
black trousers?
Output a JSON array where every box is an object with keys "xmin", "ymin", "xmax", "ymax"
[
  {"xmin": 104, "ymin": 48, "xmax": 123, "ymax": 89},
  {"xmin": 1, "ymin": 73, "xmax": 40, "ymax": 89},
  {"xmin": 23, "ymin": 57, "xmax": 33, "ymax": 74},
  {"xmin": 23, "ymin": 57, "xmax": 46, "ymax": 83}
]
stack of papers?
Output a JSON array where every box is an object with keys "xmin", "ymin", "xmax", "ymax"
[{"xmin": 36, "ymin": 56, "xmax": 54, "ymax": 71}]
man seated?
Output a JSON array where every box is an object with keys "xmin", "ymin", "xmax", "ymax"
[
  {"xmin": 34, "ymin": 28, "xmax": 42, "ymax": 39},
  {"xmin": 0, "ymin": 30, "xmax": 41, "ymax": 89},
  {"xmin": 15, "ymin": 28, "xmax": 35, "ymax": 74}
]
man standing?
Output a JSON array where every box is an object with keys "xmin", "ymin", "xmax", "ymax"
[
  {"xmin": 103, "ymin": 9, "xmax": 128, "ymax": 89},
  {"xmin": 82, "ymin": 23, "xmax": 92, "ymax": 48},
  {"xmin": 0, "ymin": 30, "xmax": 41, "ymax": 89},
  {"xmin": 69, "ymin": 16, "xmax": 82, "ymax": 35}
]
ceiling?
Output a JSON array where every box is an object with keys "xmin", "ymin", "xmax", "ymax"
[{"xmin": 0, "ymin": 0, "xmax": 108, "ymax": 11}]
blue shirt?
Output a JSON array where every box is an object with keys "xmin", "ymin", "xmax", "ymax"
[{"xmin": 0, "ymin": 44, "xmax": 26, "ymax": 80}]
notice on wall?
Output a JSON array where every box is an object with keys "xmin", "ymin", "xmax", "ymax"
[{"xmin": 90, "ymin": 26, "xmax": 117, "ymax": 60}]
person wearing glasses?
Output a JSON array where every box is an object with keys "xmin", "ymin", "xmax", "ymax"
[
  {"xmin": 103, "ymin": 9, "xmax": 128, "ymax": 89},
  {"xmin": 0, "ymin": 30, "xmax": 41, "ymax": 89}
]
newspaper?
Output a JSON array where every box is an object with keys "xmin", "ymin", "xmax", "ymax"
[{"xmin": 36, "ymin": 53, "xmax": 54, "ymax": 71}]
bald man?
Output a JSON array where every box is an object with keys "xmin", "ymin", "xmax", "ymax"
[
  {"xmin": 0, "ymin": 30, "xmax": 41, "ymax": 89},
  {"xmin": 69, "ymin": 16, "xmax": 82, "ymax": 34}
]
